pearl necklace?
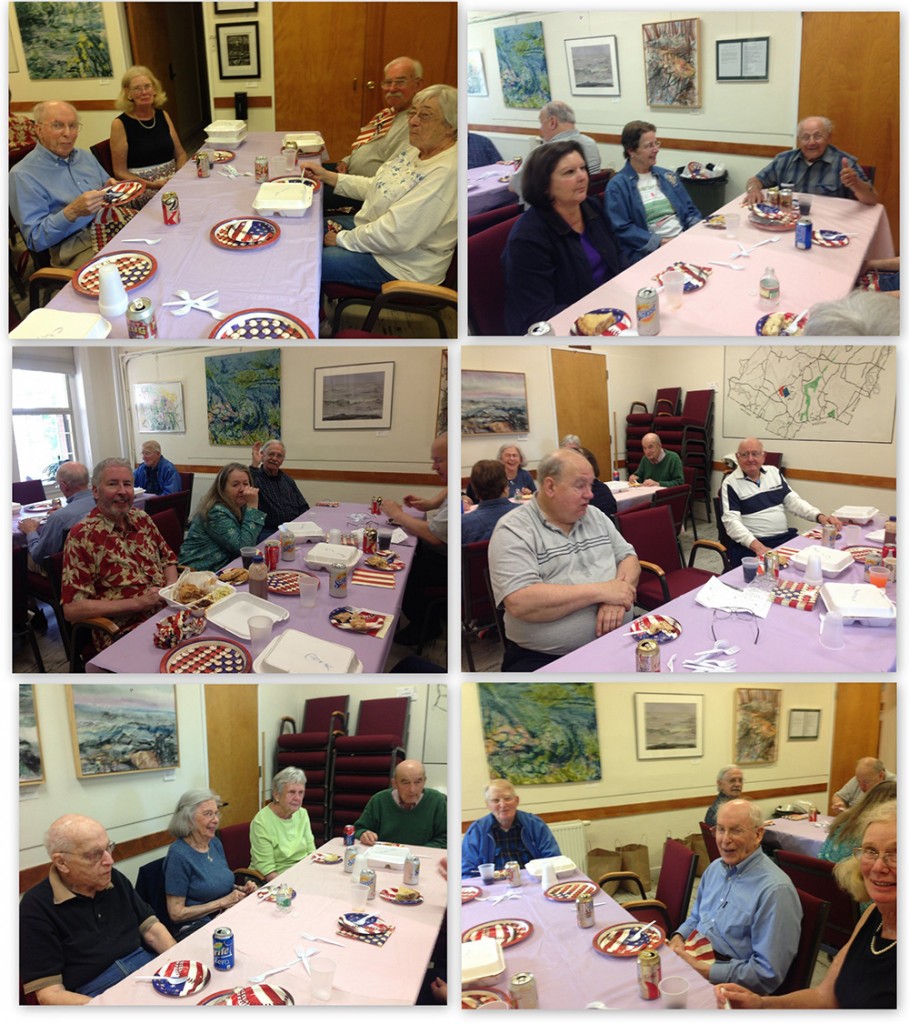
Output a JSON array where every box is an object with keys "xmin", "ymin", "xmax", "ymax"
[
  {"xmin": 135, "ymin": 112, "xmax": 157, "ymax": 130},
  {"xmin": 870, "ymin": 921, "xmax": 896, "ymax": 956}
]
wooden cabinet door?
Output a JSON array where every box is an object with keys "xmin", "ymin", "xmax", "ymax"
[{"xmin": 205, "ymin": 684, "xmax": 261, "ymax": 828}]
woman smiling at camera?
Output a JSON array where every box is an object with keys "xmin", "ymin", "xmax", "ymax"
[
  {"xmin": 250, "ymin": 768, "xmax": 316, "ymax": 882},
  {"xmin": 178, "ymin": 463, "xmax": 265, "ymax": 574}
]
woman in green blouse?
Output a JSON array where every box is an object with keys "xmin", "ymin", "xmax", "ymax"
[{"xmin": 178, "ymin": 463, "xmax": 266, "ymax": 572}]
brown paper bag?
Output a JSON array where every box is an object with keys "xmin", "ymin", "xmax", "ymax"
[
  {"xmin": 685, "ymin": 832, "xmax": 710, "ymax": 877},
  {"xmin": 586, "ymin": 847, "xmax": 623, "ymax": 894},
  {"xmin": 618, "ymin": 842, "xmax": 652, "ymax": 893}
]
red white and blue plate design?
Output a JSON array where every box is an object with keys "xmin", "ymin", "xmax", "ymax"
[
  {"xmin": 755, "ymin": 311, "xmax": 808, "ymax": 337},
  {"xmin": 462, "ymin": 989, "xmax": 511, "ymax": 1009},
  {"xmin": 198, "ymin": 985, "xmax": 294, "ymax": 1006},
  {"xmin": 339, "ymin": 912, "xmax": 393, "ymax": 936},
  {"xmin": 749, "ymin": 203, "xmax": 800, "ymax": 229},
  {"xmin": 462, "ymin": 919, "xmax": 533, "ymax": 949},
  {"xmin": 312, "ymin": 851, "xmax": 342, "ymax": 864},
  {"xmin": 73, "ymin": 250, "xmax": 157, "ymax": 296},
  {"xmin": 629, "ymin": 613, "xmax": 682, "ymax": 643},
  {"xmin": 210, "ymin": 217, "xmax": 280, "ymax": 249},
  {"xmin": 544, "ymin": 880, "xmax": 599, "ymax": 902},
  {"xmin": 152, "ymin": 960, "xmax": 210, "ymax": 997},
  {"xmin": 379, "ymin": 886, "xmax": 423, "ymax": 905},
  {"xmin": 210, "ymin": 149, "xmax": 236, "ymax": 163},
  {"xmin": 653, "ymin": 261, "xmax": 712, "ymax": 292},
  {"xmin": 461, "ymin": 885, "xmax": 482, "ymax": 903},
  {"xmin": 812, "ymin": 229, "xmax": 849, "ymax": 247},
  {"xmin": 593, "ymin": 921, "xmax": 665, "ymax": 957},
  {"xmin": 159, "ymin": 636, "xmax": 252, "ymax": 674},
  {"xmin": 269, "ymin": 175, "xmax": 321, "ymax": 191},
  {"xmin": 102, "ymin": 180, "xmax": 146, "ymax": 205},
  {"xmin": 569, "ymin": 307, "xmax": 632, "ymax": 335},
  {"xmin": 209, "ymin": 309, "xmax": 315, "ymax": 339}
]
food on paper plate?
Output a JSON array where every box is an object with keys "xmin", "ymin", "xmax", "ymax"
[
  {"xmin": 395, "ymin": 886, "xmax": 421, "ymax": 903},
  {"xmin": 574, "ymin": 311, "xmax": 616, "ymax": 336}
]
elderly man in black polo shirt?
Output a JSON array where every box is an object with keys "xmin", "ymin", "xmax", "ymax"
[{"xmin": 249, "ymin": 439, "xmax": 310, "ymax": 543}]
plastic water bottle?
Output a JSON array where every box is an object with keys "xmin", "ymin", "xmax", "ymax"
[{"xmin": 759, "ymin": 266, "xmax": 780, "ymax": 309}]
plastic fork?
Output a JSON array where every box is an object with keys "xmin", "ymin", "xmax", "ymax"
[
  {"xmin": 248, "ymin": 953, "xmax": 305, "ymax": 984},
  {"xmin": 709, "ymin": 261, "xmax": 744, "ymax": 271},
  {"xmin": 300, "ymin": 930, "xmax": 344, "ymax": 947},
  {"xmin": 121, "ymin": 237, "xmax": 161, "ymax": 245}
]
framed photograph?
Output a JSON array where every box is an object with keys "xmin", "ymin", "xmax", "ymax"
[
  {"xmin": 642, "ymin": 18, "xmax": 701, "ymax": 108},
  {"xmin": 717, "ymin": 37, "xmax": 769, "ymax": 81},
  {"xmin": 215, "ymin": 1, "xmax": 258, "ymax": 13},
  {"xmin": 216, "ymin": 22, "xmax": 260, "ymax": 80},
  {"xmin": 20, "ymin": 685, "xmax": 44, "ymax": 786},
  {"xmin": 565, "ymin": 35, "xmax": 620, "ymax": 96},
  {"xmin": 67, "ymin": 684, "xmax": 179, "ymax": 778},
  {"xmin": 467, "ymin": 50, "xmax": 488, "ymax": 97},
  {"xmin": 462, "ymin": 370, "xmax": 529, "ymax": 435},
  {"xmin": 436, "ymin": 349, "xmax": 448, "ymax": 437},
  {"xmin": 133, "ymin": 382, "xmax": 185, "ymax": 433},
  {"xmin": 314, "ymin": 362, "xmax": 394, "ymax": 430},
  {"xmin": 634, "ymin": 692, "xmax": 704, "ymax": 760},
  {"xmin": 788, "ymin": 709, "xmax": 821, "ymax": 740},
  {"xmin": 735, "ymin": 688, "xmax": 781, "ymax": 765}
]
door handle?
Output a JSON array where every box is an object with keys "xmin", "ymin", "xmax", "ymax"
[{"xmin": 366, "ymin": 80, "xmax": 376, "ymax": 90}]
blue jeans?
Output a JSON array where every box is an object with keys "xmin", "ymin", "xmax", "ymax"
[
  {"xmin": 76, "ymin": 947, "xmax": 155, "ymax": 997},
  {"xmin": 725, "ymin": 528, "xmax": 798, "ymax": 569},
  {"xmin": 322, "ymin": 215, "xmax": 395, "ymax": 289}
]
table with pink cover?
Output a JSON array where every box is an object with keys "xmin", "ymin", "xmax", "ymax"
[
  {"xmin": 614, "ymin": 484, "xmax": 663, "ymax": 513},
  {"xmin": 548, "ymin": 193, "xmax": 894, "ymax": 337},
  {"xmin": 467, "ymin": 162, "xmax": 518, "ymax": 217},
  {"xmin": 90, "ymin": 838, "xmax": 446, "ymax": 1006},
  {"xmin": 537, "ymin": 522, "xmax": 896, "ymax": 674},
  {"xmin": 46, "ymin": 132, "xmax": 323, "ymax": 339},
  {"xmin": 460, "ymin": 867, "xmax": 717, "ymax": 1009},
  {"xmin": 762, "ymin": 815, "xmax": 833, "ymax": 858},
  {"xmin": 86, "ymin": 502, "xmax": 418, "ymax": 673}
]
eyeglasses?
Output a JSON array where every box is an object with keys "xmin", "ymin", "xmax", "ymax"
[
  {"xmin": 68, "ymin": 841, "xmax": 116, "ymax": 864},
  {"xmin": 737, "ymin": 450, "xmax": 764, "ymax": 460},
  {"xmin": 640, "ymin": 140, "xmax": 661, "ymax": 151},
  {"xmin": 408, "ymin": 109, "xmax": 438, "ymax": 123},
  {"xmin": 799, "ymin": 132, "xmax": 827, "ymax": 143},
  {"xmin": 711, "ymin": 608, "xmax": 760, "ymax": 644},
  {"xmin": 382, "ymin": 77, "xmax": 412, "ymax": 88},
  {"xmin": 852, "ymin": 846, "xmax": 896, "ymax": 867},
  {"xmin": 714, "ymin": 825, "xmax": 757, "ymax": 839},
  {"xmin": 42, "ymin": 121, "xmax": 82, "ymax": 133}
]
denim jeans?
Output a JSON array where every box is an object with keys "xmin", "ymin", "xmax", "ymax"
[
  {"xmin": 76, "ymin": 947, "xmax": 155, "ymax": 997},
  {"xmin": 322, "ymin": 215, "xmax": 396, "ymax": 288}
]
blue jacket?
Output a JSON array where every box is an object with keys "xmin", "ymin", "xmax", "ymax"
[
  {"xmin": 461, "ymin": 810, "xmax": 561, "ymax": 876},
  {"xmin": 134, "ymin": 456, "xmax": 181, "ymax": 495},
  {"xmin": 605, "ymin": 161, "xmax": 701, "ymax": 264}
]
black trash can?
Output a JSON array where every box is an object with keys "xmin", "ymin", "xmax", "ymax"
[{"xmin": 679, "ymin": 168, "xmax": 728, "ymax": 218}]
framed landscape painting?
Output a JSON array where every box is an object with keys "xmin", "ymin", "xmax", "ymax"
[
  {"xmin": 462, "ymin": 370, "xmax": 529, "ymax": 435},
  {"xmin": 314, "ymin": 362, "xmax": 394, "ymax": 430},
  {"xmin": 634, "ymin": 692, "xmax": 703, "ymax": 760}
]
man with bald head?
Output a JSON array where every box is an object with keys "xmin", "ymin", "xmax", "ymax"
[
  {"xmin": 353, "ymin": 759, "xmax": 447, "ymax": 848},
  {"xmin": 489, "ymin": 447, "xmax": 640, "ymax": 671},
  {"xmin": 831, "ymin": 757, "xmax": 896, "ymax": 814},
  {"xmin": 720, "ymin": 437, "xmax": 841, "ymax": 568},
  {"xmin": 19, "ymin": 461, "xmax": 93, "ymax": 572},
  {"xmin": 20, "ymin": 814, "xmax": 175, "ymax": 1003},
  {"xmin": 9, "ymin": 101, "xmax": 116, "ymax": 267},
  {"xmin": 461, "ymin": 779, "xmax": 561, "ymax": 876},
  {"xmin": 628, "ymin": 433, "xmax": 684, "ymax": 487}
]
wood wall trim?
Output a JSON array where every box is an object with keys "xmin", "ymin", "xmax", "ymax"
[
  {"xmin": 461, "ymin": 784, "xmax": 827, "ymax": 833},
  {"xmin": 707, "ymin": 462, "xmax": 896, "ymax": 490},
  {"xmin": 177, "ymin": 465, "xmax": 439, "ymax": 487},
  {"xmin": 214, "ymin": 95, "xmax": 272, "ymax": 108}
]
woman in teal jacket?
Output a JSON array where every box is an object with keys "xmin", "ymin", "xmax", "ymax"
[{"xmin": 178, "ymin": 463, "xmax": 266, "ymax": 572}]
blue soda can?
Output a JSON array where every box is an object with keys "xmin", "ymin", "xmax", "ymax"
[
  {"xmin": 796, "ymin": 217, "xmax": 812, "ymax": 250},
  {"xmin": 213, "ymin": 926, "xmax": 235, "ymax": 970}
]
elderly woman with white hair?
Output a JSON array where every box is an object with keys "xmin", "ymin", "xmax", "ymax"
[
  {"xmin": 250, "ymin": 767, "xmax": 316, "ymax": 881},
  {"xmin": 133, "ymin": 440, "xmax": 181, "ymax": 495},
  {"xmin": 301, "ymin": 84, "xmax": 457, "ymax": 290},
  {"xmin": 164, "ymin": 789, "xmax": 256, "ymax": 934},
  {"xmin": 497, "ymin": 444, "xmax": 536, "ymax": 498}
]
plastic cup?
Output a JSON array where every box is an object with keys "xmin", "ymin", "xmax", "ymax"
[
  {"xmin": 282, "ymin": 145, "xmax": 297, "ymax": 171},
  {"xmin": 378, "ymin": 528, "xmax": 393, "ymax": 549},
  {"xmin": 819, "ymin": 610, "xmax": 845, "ymax": 650},
  {"xmin": 868, "ymin": 566, "xmax": 891, "ymax": 589},
  {"xmin": 310, "ymin": 957, "xmax": 335, "ymax": 1002},
  {"xmin": 724, "ymin": 212, "xmax": 740, "ymax": 238},
  {"xmin": 478, "ymin": 862, "xmax": 495, "ymax": 884},
  {"xmin": 842, "ymin": 524, "xmax": 862, "ymax": 547},
  {"xmin": 661, "ymin": 270, "xmax": 685, "ymax": 310},
  {"xmin": 350, "ymin": 882, "xmax": 369, "ymax": 911},
  {"xmin": 247, "ymin": 615, "xmax": 273, "ymax": 657},
  {"xmin": 328, "ymin": 528, "xmax": 342, "ymax": 545},
  {"xmin": 659, "ymin": 976, "xmax": 689, "ymax": 1008},
  {"xmin": 798, "ymin": 195, "xmax": 812, "ymax": 216},
  {"xmin": 240, "ymin": 547, "xmax": 257, "ymax": 569},
  {"xmin": 299, "ymin": 573, "xmax": 318, "ymax": 607},
  {"xmin": 741, "ymin": 557, "xmax": 759, "ymax": 583}
]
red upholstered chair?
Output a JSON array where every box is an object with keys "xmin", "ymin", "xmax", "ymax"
[
  {"xmin": 617, "ymin": 504, "xmax": 727, "ymax": 610},
  {"xmin": 773, "ymin": 849, "xmax": 861, "ymax": 954},
  {"xmin": 90, "ymin": 138, "xmax": 115, "ymax": 177},
  {"xmin": 146, "ymin": 490, "xmax": 192, "ymax": 537},
  {"xmin": 467, "ymin": 216, "xmax": 517, "ymax": 336},
  {"xmin": 699, "ymin": 821, "xmax": 721, "ymax": 862},
  {"xmin": 13, "ymin": 546, "xmax": 45, "ymax": 672},
  {"xmin": 467, "ymin": 202, "xmax": 522, "ymax": 236},
  {"xmin": 650, "ymin": 484, "xmax": 693, "ymax": 557},
  {"xmin": 625, "ymin": 387, "xmax": 683, "ymax": 469},
  {"xmin": 773, "ymin": 888, "xmax": 830, "ymax": 995},
  {"xmin": 586, "ymin": 168, "xmax": 615, "ymax": 198},
  {"xmin": 217, "ymin": 822, "xmax": 265, "ymax": 886},
  {"xmin": 178, "ymin": 471, "xmax": 195, "ymax": 495},
  {"xmin": 462, "ymin": 540, "xmax": 504, "ymax": 671},
  {"xmin": 149, "ymin": 508, "xmax": 185, "ymax": 564}
]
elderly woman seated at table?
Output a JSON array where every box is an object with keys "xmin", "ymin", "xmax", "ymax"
[
  {"xmin": 719, "ymin": 799, "xmax": 896, "ymax": 1009},
  {"xmin": 502, "ymin": 140, "xmax": 625, "ymax": 335},
  {"xmin": 578, "ymin": 447, "xmax": 617, "ymax": 519},
  {"xmin": 178, "ymin": 463, "xmax": 266, "ymax": 573},
  {"xmin": 301, "ymin": 84, "xmax": 457, "ymax": 290},
  {"xmin": 819, "ymin": 780, "xmax": 896, "ymax": 863},
  {"xmin": 250, "ymin": 767, "xmax": 316, "ymax": 882},
  {"xmin": 110, "ymin": 66, "xmax": 186, "ymax": 195},
  {"xmin": 605, "ymin": 120, "xmax": 701, "ymax": 265},
  {"xmin": 164, "ymin": 789, "xmax": 257, "ymax": 934}
]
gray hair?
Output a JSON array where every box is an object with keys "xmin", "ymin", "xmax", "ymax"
[
  {"xmin": 56, "ymin": 462, "xmax": 89, "ymax": 489},
  {"xmin": 797, "ymin": 115, "xmax": 833, "ymax": 136},
  {"xmin": 32, "ymin": 100, "xmax": 78, "ymax": 124},
  {"xmin": 834, "ymin": 800, "xmax": 896, "ymax": 901},
  {"xmin": 857, "ymin": 757, "xmax": 886, "ymax": 774},
  {"xmin": 261, "ymin": 439, "xmax": 286, "ymax": 456},
  {"xmin": 168, "ymin": 788, "xmax": 221, "ymax": 838},
  {"xmin": 541, "ymin": 100, "xmax": 576, "ymax": 125},
  {"xmin": 559, "ymin": 434, "xmax": 581, "ymax": 449},
  {"xmin": 272, "ymin": 766, "xmax": 307, "ymax": 798},
  {"xmin": 385, "ymin": 56, "xmax": 423, "ymax": 79},
  {"xmin": 497, "ymin": 442, "xmax": 526, "ymax": 467},
  {"xmin": 537, "ymin": 447, "xmax": 587, "ymax": 485},
  {"xmin": 141, "ymin": 440, "xmax": 162, "ymax": 454},
  {"xmin": 717, "ymin": 764, "xmax": 741, "ymax": 784},
  {"xmin": 484, "ymin": 778, "xmax": 516, "ymax": 801},
  {"xmin": 91, "ymin": 457, "xmax": 133, "ymax": 487},
  {"xmin": 804, "ymin": 289, "xmax": 899, "ymax": 336},
  {"xmin": 413, "ymin": 84, "xmax": 457, "ymax": 134}
]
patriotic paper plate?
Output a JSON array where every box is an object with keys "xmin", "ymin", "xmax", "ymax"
[
  {"xmin": 23, "ymin": 500, "xmax": 56, "ymax": 513},
  {"xmin": 544, "ymin": 880, "xmax": 599, "ymax": 902},
  {"xmin": 380, "ymin": 886, "xmax": 423, "ymax": 905},
  {"xmin": 151, "ymin": 960, "xmax": 210, "ymax": 997},
  {"xmin": 73, "ymin": 250, "xmax": 158, "ymax": 296},
  {"xmin": 312, "ymin": 851, "xmax": 342, "ymax": 864},
  {"xmin": 257, "ymin": 884, "xmax": 297, "ymax": 902},
  {"xmin": 755, "ymin": 311, "xmax": 808, "ymax": 337},
  {"xmin": 362, "ymin": 550, "xmax": 405, "ymax": 571},
  {"xmin": 198, "ymin": 985, "xmax": 294, "ymax": 1006},
  {"xmin": 629, "ymin": 613, "xmax": 682, "ymax": 643},
  {"xmin": 462, "ymin": 919, "xmax": 533, "ymax": 949},
  {"xmin": 844, "ymin": 546, "xmax": 884, "ymax": 564},
  {"xmin": 570, "ymin": 307, "xmax": 632, "ymax": 336},
  {"xmin": 338, "ymin": 912, "xmax": 392, "ymax": 936},
  {"xmin": 329, "ymin": 606, "xmax": 389, "ymax": 636},
  {"xmin": 210, "ymin": 217, "xmax": 280, "ymax": 250},
  {"xmin": 462, "ymin": 989, "xmax": 512, "ymax": 1009},
  {"xmin": 653, "ymin": 261, "xmax": 712, "ymax": 292},
  {"xmin": 159, "ymin": 636, "xmax": 252, "ymax": 674},
  {"xmin": 266, "ymin": 570, "xmax": 313, "ymax": 595},
  {"xmin": 812, "ymin": 229, "xmax": 849, "ymax": 247},
  {"xmin": 702, "ymin": 214, "xmax": 726, "ymax": 229},
  {"xmin": 102, "ymin": 180, "xmax": 146, "ymax": 205},
  {"xmin": 210, "ymin": 149, "xmax": 236, "ymax": 163},
  {"xmin": 592, "ymin": 921, "xmax": 665, "ymax": 958},
  {"xmin": 209, "ymin": 309, "xmax": 315, "ymax": 339},
  {"xmin": 461, "ymin": 885, "xmax": 482, "ymax": 903},
  {"xmin": 749, "ymin": 203, "xmax": 799, "ymax": 230}
]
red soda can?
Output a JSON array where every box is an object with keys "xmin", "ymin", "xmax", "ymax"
[
  {"xmin": 255, "ymin": 155, "xmax": 269, "ymax": 183},
  {"xmin": 809, "ymin": 806, "xmax": 818, "ymax": 822},
  {"xmin": 343, "ymin": 825, "xmax": 355, "ymax": 846},
  {"xmin": 264, "ymin": 539, "xmax": 280, "ymax": 570},
  {"xmin": 371, "ymin": 496, "xmax": 382, "ymax": 516},
  {"xmin": 161, "ymin": 190, "xmax": 180, "ymax": 225},
  {"xmin": 362, "ymin": 527, "xmax": 377, "ymax": 554}
]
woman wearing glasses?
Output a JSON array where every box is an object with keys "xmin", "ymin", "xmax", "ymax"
[
  {"xmin": 605, "ymin": 120, "xmax": 701, "ymax": 264},
  {"xmin": 719, "ymin": 800, "xmax": 896, "ymax": 1008}
]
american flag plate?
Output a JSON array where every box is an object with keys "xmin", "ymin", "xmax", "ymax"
[
  {"xmin": 210, "ymin": 216, "xmax": 280, "ymax": 250},
  {"xmin": 159, "ymin": 636, "xmax": 252, "ymax": 674},
  {"xmin": 73, "ymin": 250, "xmax": 157, "ymax": 296},
  {"xmin": 209, "ymin": 309, "xmax": 315, "ymax": 339}
]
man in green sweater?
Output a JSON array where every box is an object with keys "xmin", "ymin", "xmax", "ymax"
[
  {"xmin": 354, "ymin": 759, "xmax": 447, "ymax": 849},
  {"xmin": 629, "ymin": 432, "xmax": 684, "ymax": 487}
]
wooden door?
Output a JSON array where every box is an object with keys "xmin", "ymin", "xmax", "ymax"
[
  {"xmin": 799, "ymin": 12, "xmax": 899, "ymax": 252},
  {"xmin": 827, "ymin": 683, "xmax": 884, "ymax": 814},
  {"xmin": 205, "ymin": 685, "xmax": 261, "ymax": 827},
  {"xmin": 550, "ymin": 349, "xmax": 611, "ymax": 479}
]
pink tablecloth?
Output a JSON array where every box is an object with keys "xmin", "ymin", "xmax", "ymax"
[
  {"xmin": 538, "ymin": 522, "xmax": 896, "ymax": 674},
  {"xmin": 91, "ymin": 839, "xmax": 446, "ymax": 1006},
  {"xmin": 47, "ymin": 132, "xmax": 323, "ymax": 339},
  {"xmin": 460, "ymin": 868, "xmax": 717, "ymax": 1009},
  {"xmin": 614, "ymin": 484, "xmax": 662, "ymax": 513},
  {"xmin": 763, "ymin": 815, "xmax": 833, "ymax": 858},
  {"xmin": 467, "ymin": 162, "xmax": 517, "ymax": 217},
  {"xmin": 86, "ymin": 502, "xmax": 417, "ymax": 674},
  {"xmin": 549, "ymin": 193, "xmax": 894, "ymax": 337}
]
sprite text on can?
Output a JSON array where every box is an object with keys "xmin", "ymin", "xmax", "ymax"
[{"xmin": 213, "ymin": 926, "xmax": 235, "ymax": 970}]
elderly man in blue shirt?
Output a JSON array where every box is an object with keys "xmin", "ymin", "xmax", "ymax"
[
  {"xmin": 745, "ymin": 115, "xmax": 877, "ymax": 206},
  {"xmin": 10, "ymin": 101, "xmax": 115, "ymax": 268},
  {"xmin": 670, "ymin": 799, "xmax": 801, "ymax": 995}
]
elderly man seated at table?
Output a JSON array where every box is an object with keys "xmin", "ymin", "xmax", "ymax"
[
  {"xmin": 804, "ymin": 288, "xmax": 900, "ymax": 336},
  {"xmin": 509, "ymin": 100, "xmax": 601, "ymax": 203},
  {"xmin": 704, "ymin": 765, "xmax": 744, "ymax": 827},
  {"xmin": 19, "ymin": 461, "xmax": 93, "ymax": 572},
  {"xmin": 250, "ymin": 767, "xmax": 316, "ymax": 882},
  {"xmin": 831, "ymin": 757, "xmax": 897, "ymax": 814},
  {"xmin": 745, "ymin": 115, "xmax": 877, "ymax": 206},
  {"xmin": 248, "ymin": 440, "xmax": 310, "ymax": 543},
  {"xmin": 720, "ymin": 437, "xmax": 841, "ymax": 569},
  {"xmin": 488, "ymin": 447, "xmax": 640, "ymax": 672},
  {"xmin": 462, "ymin": 460, "xmax": 515, "ymax": 545},
  {"xmin": 61, "ymin": 457, "xmax": 178, "ymax": 649},
  {"xmin": 354, "ymin": 759, "xmax": 447, "ymax": 849},
  {"xmin": 9, "ymin": 101, "xmax": 116, "ymax": 268},
  {"xmin": 669, "ymin": 799, "xmax": 801, "ymax": 995},
  {"xmin": 133, "ymin": 440, "xmax": 181, "ymax": 496},
  {"xmin": 467, "ymin": 131, "xmax": 503, "ymax": 169},
  {"xmin": 628, "ymin": 432, "xmax": 684, "ymax": 487},
  {"xmin": 462, "ymin": 779, "xmax": 561, "ymax": 876},
  {"xmin": 19, "ymin": 814, "xmax": 176, "ymax": 1003}
]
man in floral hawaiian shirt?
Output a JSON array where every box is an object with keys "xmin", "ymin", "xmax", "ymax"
[{"xmin": 62, "ymin": 458, "xmax": 178, "ymax": 650}]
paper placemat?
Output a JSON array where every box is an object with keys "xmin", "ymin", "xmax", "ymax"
[{"xmin": 351, "ymin": 568, "xmax": 396, "ymax": 589}]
